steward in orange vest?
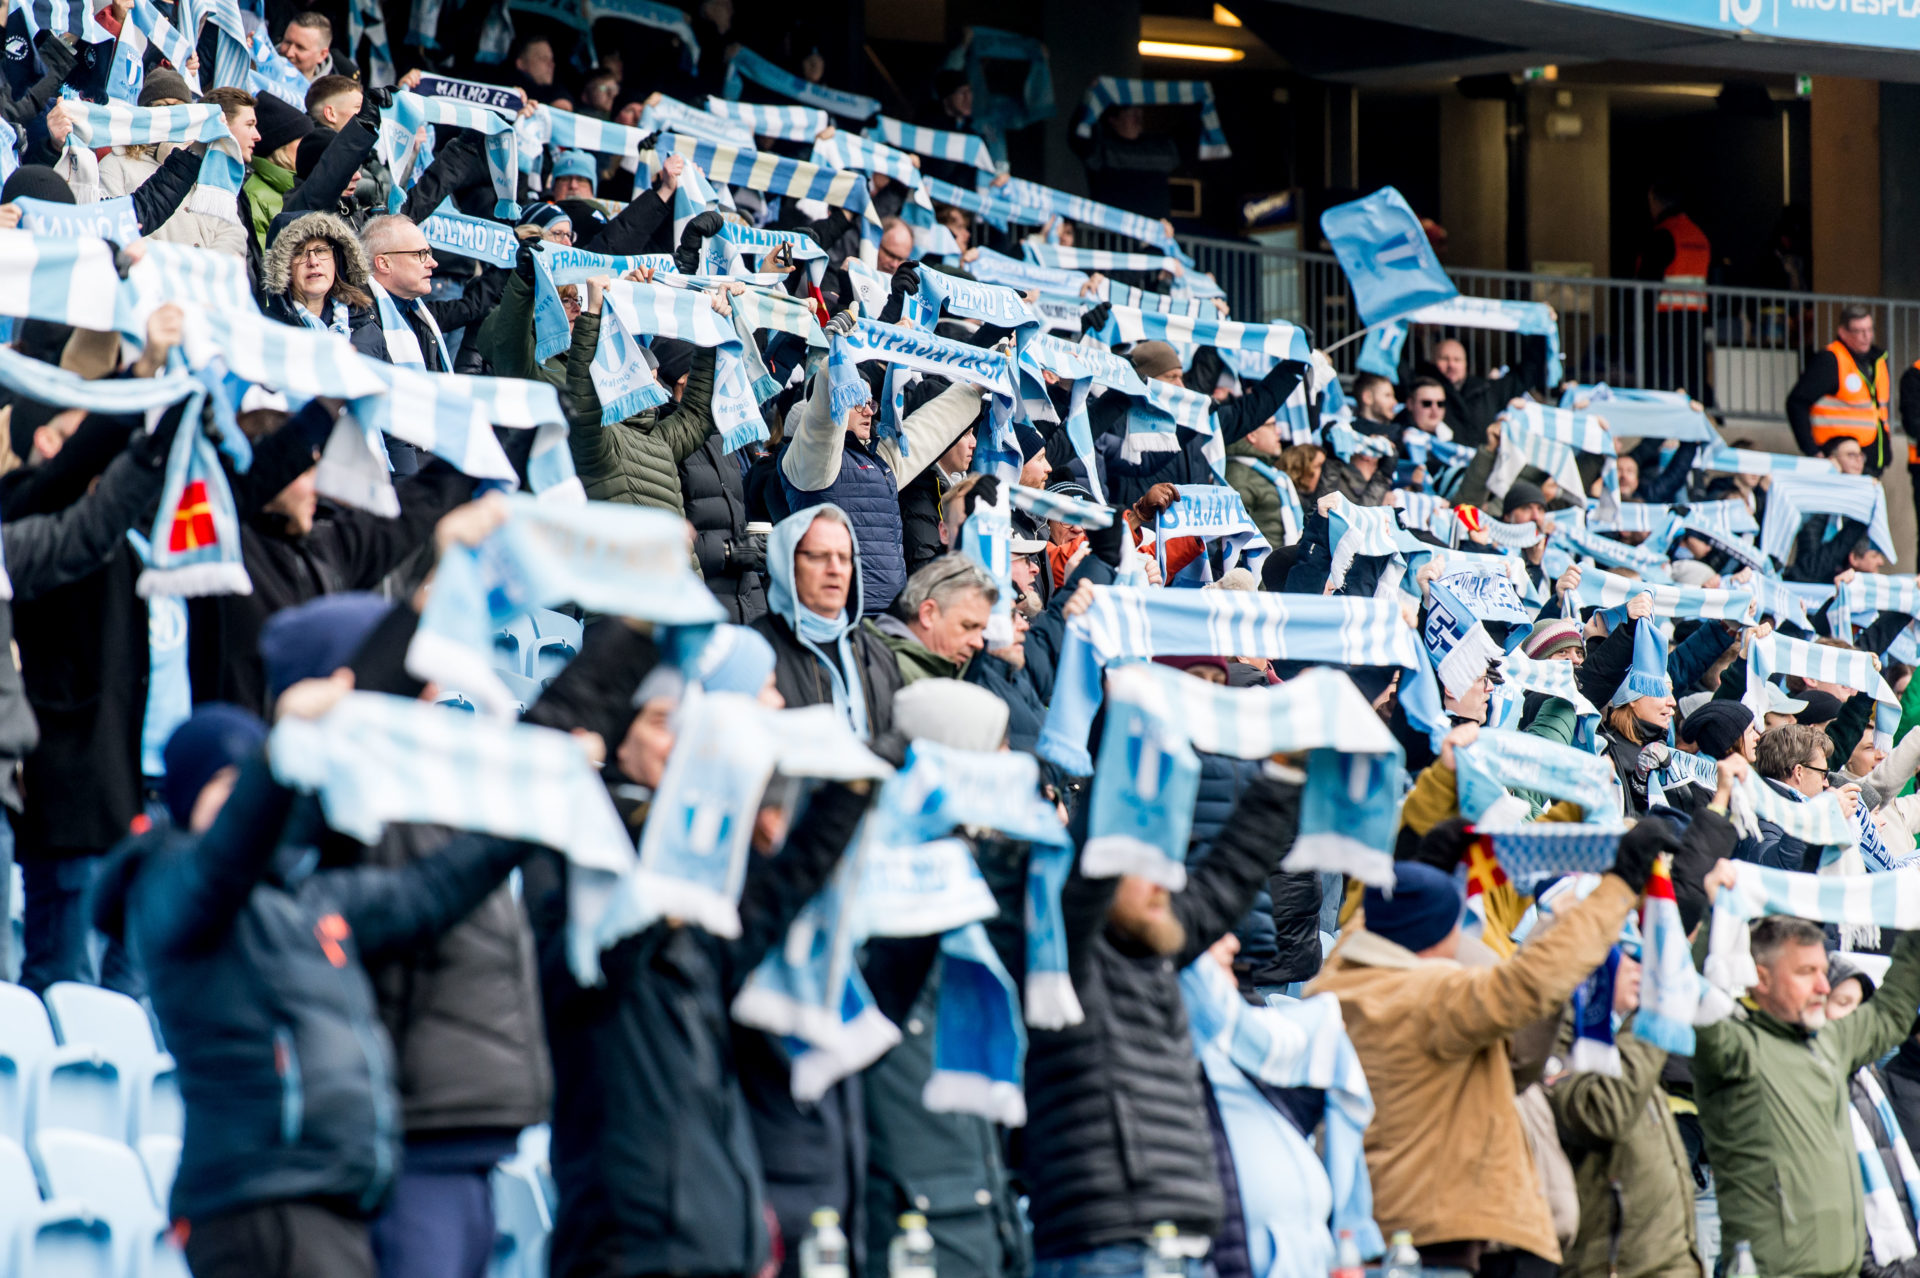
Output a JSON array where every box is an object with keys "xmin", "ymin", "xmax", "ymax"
[{"xmin": 1788, "ymin": 310, "xmax": 1890, "ymax": 472}]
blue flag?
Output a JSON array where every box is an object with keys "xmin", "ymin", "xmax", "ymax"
[{"xmin": 1319, "ymin": 186, "xmax": 1457, "ymax": 327}]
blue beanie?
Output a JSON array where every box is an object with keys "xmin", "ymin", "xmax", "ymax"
[
  {"xmin": 550, "ymin": 149, "xmax": 597, "ymax": 190},
  {"xmin": 1363, "ymin": 861, "xmax": 1465, "ymax": 953},
  {"xmin": 259, "ymin": 592, "xmax": 394, "ymax": 704},
  {"xmin": 162, "ymin": 704, "xmax": 267, "ymax": 827},
  {"xmin": 693, "ymin": 624, "xmax": 777, "ymax": 695}
]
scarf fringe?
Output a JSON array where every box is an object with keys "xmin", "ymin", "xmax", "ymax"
[
  {"xmin": 184, "ymin": 183, "xmax": 240, "ymax": 224},
  {"xmin": 1080, "ymin": 835, "xmax": 1188, "ymax": 891},
  {"xmin": 1024, "ymin": 970, "xmax": 1084, "ymax": 1030},
  {"xmin": 1566, "ymin": 1036, "xmax": 1622, "ymax": 1078},
  {"xmin": 598, "ymin": 375, "xmax": 672, "ymax": 428},
  {"xmin": 616, "ymin": 869, "xmax": 742, "ymax": 941},
  {"xmin": 136, "ymin": 561, "xmax": 252, "ymax": 599},
  {"xmin": 788, "ymin": 1006, "xmax": 902, "ymax": 1103},
  {"xmin": 922, "ymin": 1072, "xmax": 1028, "ymax": 1127},
  {"xmin": 1282, "ymin": 831, "xmax": 1395, "ymax": 888}
]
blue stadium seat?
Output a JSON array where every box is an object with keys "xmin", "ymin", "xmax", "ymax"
[
  {"xmin": 135, "ymin": 1135, "xmax": 179, "ymax": 1211},
  {"xmin": 0, "ymin": 1133, "xmax": 111, "ymax": 1277},
  {"xmin": 526, "ymin": 611, "xmax": 582, "ymax": 681},
  {"xmin": 495, "ymin": 614, "xmax": 540, "ymax": 679},
  {"xmin": 489, "ymin": 1159, "xmax": 552, "ymax": 1278},
  {"xmin": 42, "ymin": 985, "xmax": 181, "ymax": 1145},
  {"xmin": 0, "ymin": 983, "xmax": 58, "ymax": 1144},
  {"xmin": 32, "ymin": 1129, "xmax": 174, "ymax": 1278},
  {"xmin": 495, "ymin": 669, "xmax": 544, "ymax": 715}
]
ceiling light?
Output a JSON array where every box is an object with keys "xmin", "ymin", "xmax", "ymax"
[
  {"xmin": 1139, "ymin": 40, "xmax": 1246, "ymax": 62},
  {"xmin": 1213, "ymin": 4, "xmax": 1242, "ymax": 25}
]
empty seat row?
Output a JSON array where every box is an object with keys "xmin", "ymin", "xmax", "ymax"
[
  {"xmin": 0, "ymin": 1130, "xmax": 186, "ymax": 1277},
  {"xmin": 0, "ymin": 983, "xmax": 181, "ymax": 1152}
]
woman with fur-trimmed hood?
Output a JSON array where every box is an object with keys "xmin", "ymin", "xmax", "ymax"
[{"xmin": 261, "ymin": 211, "xmax": 373, "ymax": 336}]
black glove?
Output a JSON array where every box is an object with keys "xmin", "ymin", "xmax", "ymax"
[
  {"xmin": 1608, "ymin": 815, "xmax": 1681, "ymax": 893},
  {"xmin": 31, "ymin": 31, "xmax": 78, "ymax": 84},
  {"xmin": 962, "ymin": 474, "xmax": 999, "ymax": 518},
  {"xmin": 352, "ymin": 86, "xmax": 393, "ymax": 131},
  {"xmin": 726, "ymin": 535, "xmax": 766, "ymax": 575},
  {"xmin": 889, "ymin": 260, "xmax": 919, "ymax": 298},
  {"xmin": 868, "ymin": 730, "xmax": 910, "ymax": 771},
  {"xmin": 824, "ymin": 306, "xmax": 860, "ymax": 338},
  {"xmin": 1079, "ymin": 301, "xmax": 1111, "ymax": 336},
  {"xmin": 674, "ymin": 210, "xmax": 726, "ymax": 273},
  {"xmin": 514, "ymin": 238, "xmax": 539, "ymax": 284},
  {"xmin": 129, "ymin": 399, "xmax": 188, "ymax": 468},
  {"xmin": 1407, "ymin": 816, "xmax": 1477, "ymax": 875}
]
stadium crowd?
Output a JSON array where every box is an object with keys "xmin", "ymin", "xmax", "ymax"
[{"xmin": 5, "ymin": 6, "xmax": 1920, "ymax": 1278}]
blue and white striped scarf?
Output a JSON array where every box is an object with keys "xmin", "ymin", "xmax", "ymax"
[
  {"xmin": 14, "ymin": 192, "xmax": 139, "ymax": 244},
  {"xmin": 1589, "ymin": 501, "xmax": 1667, "ymax": 534},
  {"xmin": 345, "ymin": 0, "xmax": 394, "ymax": 86},
  {"xmin": 1181, "ymin": 957, "xmax": 1382, "ymax": 1256},
  {"xmin": 19, "ymin": 0, "xmax": 110, "ymax": 39},
  {"xmin": 598, "ymin": 280, "xmax": 765, "ymax": 449},
  {"xmin": 1855, "ymin": 1066, "xmax": 1920, "ymax": 1266},
  {"xmin": 1681, "ymin": 498, "xmax": 1761, "ymax": 537},
  {"xmin": 1026, "ymin": 243, "xmax": 1180, "ymax": 275},
  {"xmin": 1455, "ymin": 728, "xmax": 1622, "ymax": 826},
  {"xmin": 1470, "ymin": 826, "xmax": 1621, "ymax": 895},
  {"xmin": 1092, "ymin": 664, "xmax": 1404, "ymax": 888},
  {"xmin": 696, "ymin": 95, "xmax": 822, "ymax": 144},
  {"xmin": 1739, "ymin": 632, "xmax": 1898, "ymax": 728},
  {"xmin": 966, "ymin": 244, "xmax": 1090, "ymax": 294},
  {"xmin": 1365, "ymin": 296, "xmax": 1564, "ymax": 388},
  {"xmin": 990, "ymin": 175, "xmax": 1187, "ymax": 260},
  {"xmin": 527, "ymin": 241, "xmax": 675, "ymax": 362},
  {"xmin": 1155, "ymin": 483, "xmax": 1270, "ymax": 585},
  {"xmin": 1835, "ymin": 573, "xmax": 1920, "ymax": 641},
  {"xmin": 270, "ymin": 688, "xmax": 637, "ymax": 971},
  {"xmin": 181, "ymin": 0, "xmax": 250, "ymax": 87},
  {"xmin": 1634, "ymin": 853, "xmax": 1735, "ymax": 1056},
  {"xmin": 1094, "ymin": 303, "xmax": 1310, "ymax": 362},
  {"xmin": 1487, "ymin": 649, "xmax": 1601, "ymax": 750},
  {"xmin": 369, "ymin": 279, "xmax": 453, "ymax": 371},
  {"xmin": 1324, "ymin": 494, "xmax": 1412, "ymax": 591},
  {"xmin": 662, "ymin": 134, "xmax": 878, "ymax": 230},
  {"xmin": 407, "ymin": 495, "xmax": 725, "ymax": 720},
  {"xmin": 921, "ymin": 176, "xmax": 1023, "ymax": 231},
  {"xmin": 1563, "ymin": 385, "xmax": 1719, "ymax": 443},
  {"xmin": 1008, "ymin": 483, "xmax": 1114, "ymax": 529},
  {"xmin": 0, "ymin": 229, "xmax": 130, "ymax": 333},
  {"xmin": 1491, "ymin": 420, "xmax": 1583, "ymax": 504},
  {"xmin": 866, "ymin": 115, "xmax": 996, "ymax": 175},
  {"xmin": 812, "ymin": 129, "xmax": 921, "ymax": 187},
  {"xmin": 722, "ymin": 46, "xmax": 880, "ymax": 121},
  {"xmin": 1228, "ymin": 455, "xmax": 1302, "ymax": 546},
  {"xmin": 1481, "ymin": 515, "xmax": 1544, "ymax": 550},
  {"xmin": 1698, "ymin": 444, "xmax": 1838, "ymax": 476},
  {"xmin": 1553, "ymin": 525, "xmax": 1673, "ymax": 581},
  {"xmin": 1762, "ymin": 472, "xmax": 1897, "ymax": 564},
  {"xmin": 1075, "ymin": 77, "xmax": 1229, "ymax": 160},
  {"xmin": 1038, "ymin": 586, "xmax": 1446, "ymax": 774},
  {"xmin": 120, "ymin": 240, "xmax": 260, "ymax": 339},
  {"xmin": 247, "ymin": 24, "xmax": 310, "ymax": 108},
  {"xmin": 1705, "ymin": 861, "xmax": 1920, "ymax": 1000},
  {"xmin": 532, "ymin": 105, "xmax": 654, "ymax": 158},
  {"xmin": 1746, "ymin": 572, "xmax": 1815, "ymax": 631},
  {"xmin": 1573, "ymin": 567, "xmax": 1755, "ymax": 623},
  {"xmin": 1100, "ymin": 279, "xmax": 1208, "ymax": 317},
  {"xmin": 636, "ymin": 95, "xmax": 754, "ymax": 148},
  {"xmin": 917, "ymin": 266, "xmax": 1038, "ymax": 332},
  {"xmin": 110, "ymin": 0, "xmax": 200, "ymax": 102},
  {"xmin": 398, "ymin": 91, "xmax": 520, "ymax": 214}
]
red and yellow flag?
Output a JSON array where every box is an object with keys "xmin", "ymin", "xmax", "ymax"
[{"xmin": 167, "ymin": 479, "xmax": 217, "ymax": 554}]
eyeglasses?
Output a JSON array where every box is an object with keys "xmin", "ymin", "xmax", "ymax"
[
  {"xmin": 296, "ymin": 245, "xmax": 334, "ymax": 264},
  {"xmin": 545, "ymin": 227, "xmax": 575, "ymax": 244},
  {"xmin": 382, "ymin": 248, "xmax": 435, "ymax": 263},
  {"xmin": 1800, "ymin": 761, "xmax": 1830, "ymax": 777}
]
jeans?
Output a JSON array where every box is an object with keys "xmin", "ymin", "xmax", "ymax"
[
  {"xmin": 20, "ymin": 855, "xmax": 142, "ymax": 998},
  {"xmin": 369, "ymin": 1167, "xmax": 496, "ymax": 1278},
  {"xmin": 1033, "ymin": 1244, "xmax": 1212, "ymax": 1278}
]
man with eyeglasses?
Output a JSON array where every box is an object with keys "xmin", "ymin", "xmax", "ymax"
[{"xmin": 1745, "ymin": 722, "xmax": 1863, "ymax": 871}]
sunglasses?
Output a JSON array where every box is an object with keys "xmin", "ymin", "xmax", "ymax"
[{"xmin": 1414, "ymin": 398, "xmax": 1445, "ymax": 408}]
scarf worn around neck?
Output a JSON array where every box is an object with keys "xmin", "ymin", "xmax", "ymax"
[{"xmin": 768, "ymin": 506, "xmax": 871, "ymax": 738}]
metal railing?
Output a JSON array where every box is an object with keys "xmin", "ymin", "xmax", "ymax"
[{"xmin": 1078, "ymin": 230, "xmax": 1920, "ymax": 425}]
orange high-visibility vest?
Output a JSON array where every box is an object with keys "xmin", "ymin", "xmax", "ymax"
[
  {"xmin": 1653, "ymin": 212, "xmax": 1711, "ymax": 313},
  {"xmin": 1810, "ymin": 341, "xmax": 1889, "ymax": 453}
]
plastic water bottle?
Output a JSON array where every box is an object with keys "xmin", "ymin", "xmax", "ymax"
[
  {"xmin": 1383, "ymin": 1230, "xmax": 1422, "ymax": 1278},
  {"xmin": 800, "ymin": 1209, "xmax": 849, "ymax": 1278},
  {"xmin": 1729, "ymin": 1241, "xmax": 1759, "ymax": 1276},
  {"xmin": 888, "ymin": 1212, "xmax": 936, "ymax": 1278},
  {"xmin": 1146, "ymin": 1222, "xmax": 1185, "ymax": 1278},
  {"xmin": 1329, "ymin": 1229, "xmax": 1364, "ymax": 1278}
]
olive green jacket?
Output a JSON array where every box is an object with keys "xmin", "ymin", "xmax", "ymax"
[
  {"xmin": 561, "ymin": 311, "xmax": 715, "ymax": 512},
  {"xmin": 1695, "ymin": 928, "xmax": 1920, "ymax": 1278}
]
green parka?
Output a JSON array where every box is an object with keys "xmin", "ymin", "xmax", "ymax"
[{"xmin": 561, "ymin": 310, "xmax": 716, "ymax": 512}]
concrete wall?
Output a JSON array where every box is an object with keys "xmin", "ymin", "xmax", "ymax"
[
  {"xmin": 1526, "ymin": 84, "xmax": 1609, "ymax": 277},
  {"xmin": 1882, "ymin": 83, "xmax": 1920, "ymax": 301},
  {"xmin": 1438, "ymin": 95, "xmax": 1507, "ymax": 270},
  {"xmin": 1811, "ymin": 76, "xmax": 1881, "ymax": 297}
]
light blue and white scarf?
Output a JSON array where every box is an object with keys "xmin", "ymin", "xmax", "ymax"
[
  {"xmin": 636, "ymin": 95, "xmax": 755, "ymax": 148},
  {"xmin": 270, "ymin": 689, "xmax": 636, "ymax": 971},
  {"xmin": 1855, "ymin": 1066, "xmax": 1920, "ymax": 1266},
  {"xmin": 1454, "ymin": 727, "xmax": 1623, "ymax": 826},
  {"xmin": 1553, "ymin": 524, "xmax": 1673, "ymax": 581},
  {"xmin": 1102, "ymin": 278, "xmax": 1209, "ymax": 317},
  {"xmin": 528, "ymin": 241, "xmax": 675, "ymax": 363},
  {"xmin": 407, "ymin": 495, "xmax": 726, "ymax": 716},
  {"xmin": 1696, "ymin": 444, "xmax": 1838, "ymax": 477},
  {"xmin": 1739, "ymin": 631, "xmax": 1898, "ymax": 729},
  {"xmin": 661, "ymin": 133, "xmax": 878, "ymax": 233},
  {"xmin": 1362, "ymin": 295, "xmax": 1564, "ymax": 387},
  {"xmin": 119, "ymin": 240, "xmax": 261, "ymax": 340},
  {"xmin": 345, "ymin": 0, "xmax": 394, "ymax": 86},
  {"xmin": 1093, "ymin": 663, "xmax": 1406, "ymax": 888},
  {"xmin": 1094, "ymin": 303, "xmax": 1310, "ymax": 363},
  {"xmin": 698, "ymin": 95, "xmax": 826, "ymax": 145},
  {"xmin": 1487, "ymin": 648, "xmax": 1602, "ymax": 750},
  {"xmin": 1762, "ymin": 471, "xmax": 1897, "ymax": 564},
  {"xmin": 1027, "ymin": 243, "xmax": 1180, "ymax": 276},
  {"xmin": 1705, "ymin": 860, "xmax": 1920, "ymax": 999},
  {"xmin": 247, "ymin": 24, "xmax": 310, "ymax": 108},
  {"xmin": 1424, "ymin": 577, "xmax": 1506, "ymax": 701},
  {"xmin": 1155, "ymin": 484, "xmax": 1270, "ymax": 586},
  {"xmin": 369, "ymin": 278, "xmax": 454, "ymax": 370},
  {"xmin": 1324, "ymin": 494, "xmax": 1413, "ymax": 592},
  {"xmin": 1834, "ymin": 573, "xmax": 1920, "ymax": 641},
  {"xmin": 919, "ymin": 267, "xmax": 1039, "ymax": 330},
  {"xmin": 1572, "ymin": 567, "xmax": 1755, "ymax": 623},
  {"xmin": 1181, "ymin": 956, "xmax": 1382, "ymax": 1257},
  {"xmin": 967, "ymin": 244, "xmax": 1090, "ymax": 295},
  {"xmin": 1563, "ymin": 384, "xmax": 1719, "ymax": 443},
  {"xmin": 13, "ymin": 192, "xmax": 140, "ymax": 244},
  {"xmin": 812, "ymin": 129, "xmax": 921, "ymax": 188},
  {"xmin": 722, "ymin": 46, "xmax": 880, "ymax": 121},
  {"xmin": 599, "ymin": 280, "xmax": 766, "ymax": 449},
  {"xmin": 991, "ymin": 174, "xmax": 1186, "ymax": 259},
  {"xmin": 177, "ymin": 0, "xmax": 249, "ymax": 87},
  {"xmin": 1633, "ymin": 852, "xmax": 1735, "ymax": 1055},
  {"xmin": 110, "ymin": 0, "xmax": 200, "ymax": 102},
  {"xmin": 420, "ymin": 204, "xmax": 521, "ymax": 268},
  {"xmin": 581, "ymin": 0, "xmax": 699, "ymax": 63},
  {"xmin": 921, "ymin": 176, "xmax": 1024, "ymax": 231},
  {"xmin": 867, "ymin": 115, "xmax": 995, "ymax": 175},
  {"xmin": 1074, "ymin": 77, "xmax": 1229, "ymax": 160},
  {"xmin": 1005, "ymin": 483, "xmax": 1110, "ymax": 531}
]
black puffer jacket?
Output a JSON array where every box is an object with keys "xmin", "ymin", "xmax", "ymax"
[
  {"xmin": 751, "ymin": 611, "xmax": 902, "ymax": 740},
  {"xmin": 93, "ymin": 756, "xmax": 537, "ymax": 1223},
  {"xmin": 680, "ymin": 432, "xmax": 768, "ymax": 624},
  {"xmin": 1024, "ymin": 772, "xmax": 1292, "ymax": 1257}
]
